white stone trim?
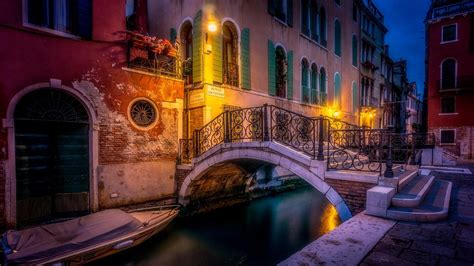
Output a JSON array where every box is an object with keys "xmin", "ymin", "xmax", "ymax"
[{"xmin": 178, "ymin": 142, "xmax": 352, "ymax": 221}]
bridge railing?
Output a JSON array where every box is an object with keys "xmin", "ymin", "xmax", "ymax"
[{"xmin": 177, "ymin": 105, "xmax": 435, "ymax": 178}]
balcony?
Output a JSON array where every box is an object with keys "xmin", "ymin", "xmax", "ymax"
[
  {"xmin": 223, "ymin": 62, "xmax": 239, "ymax": 87},
  {"xmin": 430, "ymin": 1, "xmax": 474, "ymax": 20},
  {"xmin": 126, "ymin": 31, "xmax": 181, "ymax": 78}
]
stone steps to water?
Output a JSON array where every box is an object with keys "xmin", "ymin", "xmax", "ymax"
[
  {"xmin": 396, "ymin": 169, "xmax": 419, "ymax": 190},
  {"xmin": 386, "ymin": 179, "xmax": 452, "ymax": 222},
  {"xmin": 391, "ymin": 175, "xmax": 435, "ymax": 208}
]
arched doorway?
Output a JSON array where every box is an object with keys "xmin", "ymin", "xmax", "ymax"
[{"xmin": 14, "ymin": 88, "xmax": 90, "ymax": 225}]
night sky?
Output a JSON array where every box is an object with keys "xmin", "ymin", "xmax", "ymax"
[{"xmin": 373, "ymin": 0, "xmax": 431, "ymax": 97}]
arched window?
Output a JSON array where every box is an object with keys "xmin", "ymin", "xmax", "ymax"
[
  {"xmin": 223, "ymin": 21, "xmax": 239, "ymax": 87},
  {"xmin": 352, "ymin": 35, "xmax": 358, "ymax": 66},
  {"xmin": 320, "ymin": 67, "xmax": 327, "ymax": 106},
  {"xmin": 334, "ymin": 19, "xmax": 341, "ymax": 56},
  {"xmin": 310, "ymin": 63, "xmax": 318, "ymax": 104},
  {"xmin": 352, "ymin": 81, "xmax": 358, "ymax": 112},
  {"xmin": 310, "ymin": 0, "xmax": 318, "ymax": 41},
  {"xmin": 301, "ymin": 0, "xmax": 310, "ymax": 36},
  {"xmin": 301, "ymin": 58, "xmax": 310, "ymax": 103},
  {"xmin": 180, "ymin": 21, "xmax": 193, "ymax": 85},
  {"xmin": 441, "ymin": 58, "xmax": 456, "ymax": 90},
  {"xmin": 319, "ymin": 7, "xmax": 327, "ymax": 46},
  {"xmin": 276, "ymin": 46, "xmax": 287, "ymax": 98},
  {"xmin": 334, "ymin": 73, "xmax": 342, "ymax": 108}
]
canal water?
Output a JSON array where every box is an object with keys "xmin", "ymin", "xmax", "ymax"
[{"xmin": 92, "ymin": 186, "xmax": 341, "ymax": 266}]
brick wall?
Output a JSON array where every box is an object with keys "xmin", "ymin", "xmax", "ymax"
[
  {"xmin": 175, "ymin": 168, "xmax": 191, "ymax": 193},
  {"xmin": 189, "ymin": 107, "xmax": 204, "ymax": 134},
  {"xmin": 326, "ymin": 178, "xmax": 376, "ymax": 214}
]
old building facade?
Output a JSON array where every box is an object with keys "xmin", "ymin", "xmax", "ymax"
[
  {"xmin": 149, "ymin": 0, "xmax": 362, "ymax": 136},
  {"xmin": 0, "ymin": 0, "xmax": 184, "ymax": 227},
  {"xmin": 425, "ymin": 0, "xmax": 474, "ymax": 159}
]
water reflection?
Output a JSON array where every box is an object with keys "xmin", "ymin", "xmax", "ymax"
[{"xmin": 91, "ymin": 186, "xmax": 342, "ymax": 266}]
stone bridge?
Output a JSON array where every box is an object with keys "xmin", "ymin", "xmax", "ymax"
[{"xmin": 175, "ymin": 105, "xmax": 413, "ymax": 221}]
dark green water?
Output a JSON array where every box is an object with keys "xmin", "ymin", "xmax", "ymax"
[{"xmin": 92, "ymin": 187, "xmax": 341, "ymax": 266}]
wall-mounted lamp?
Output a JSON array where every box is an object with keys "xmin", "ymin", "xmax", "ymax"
[
  {"xmin": 207, "ymin": 21, "xmax": 217, "ymax": 33},
  {"xmin": 332, "ymin": 110, "xmax": 340, "ymax": 118},
  {"xmin": 204, "ymin": 21, "xmax": 218, "ymax": 54}
]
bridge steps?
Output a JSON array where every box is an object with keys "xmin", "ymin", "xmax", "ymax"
[{"xmin": 367, "ymin": 169, "xmax": 453, "ymax": 222}]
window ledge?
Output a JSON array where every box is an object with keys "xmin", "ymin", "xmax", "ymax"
[
  {"xmin": 273, "ymin": 17, "xmax": 288, "ymax": 27},
  {"xmin": 440, "ymin": 143, "xmax": 456, "ymax": 145},
  {"xmin": 23, "ymin": 23, "xmax": 82, "ymax": 40},
  {"xmin": 440, "ymin": 39, "xmax": 458, "ymax": 44},
  {"xmin": 438, "ymin": 112, "xmax": 458, "ymax": 115},
  {"xmin": 299, "ymin": 33, "xmax": 328, "ymax": 51}
]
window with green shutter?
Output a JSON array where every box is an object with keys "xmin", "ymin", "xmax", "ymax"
[
  {"xmin": 319, "ymin": 7, "xmax": 327, "ymax": 46},
  {"xmin": 213, "ymin": 25, "xmax": 223, "ymax": 84},
  {"xmin": 241, "ymin": 28, "xmax": 251, "ymax": 90},
  {"xmin": 192, "ymin": 10, "xmax": 203, "ymax": 83},
  {"xmin": 335, "ymin": 19, "xmax": 341, "ymax": 56},
  {"xmin": 334, "ymin": 73, "xmax": 342, "ymax": 108},
  {"xmin": 301, "ymin": 59, "xmax": 310, "ymax": 103},
  {"xmin": 170, "ymin": 28, "xmax": 177, "ymax": 44},
  {"xmin": 310, "ymin": 63, "xmax": 318, "ymax": 104},
  {"xmin": 352, "ymin": 81, "xmax": 358, "ymax": 112},
  {"xmin": 320, "ymin": 67, "xmax": 327, "ymax": 106},
  {"xmin": 352, "ymin": 35, "xmax": 358, "ymax": 66},
  {"xmin": 268, "ymin": 40, "xmax": 276, "ymax": 96}
]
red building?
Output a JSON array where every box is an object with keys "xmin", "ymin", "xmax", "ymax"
[
  {"xmin": 0, "ymin": 0, "xmax": 184, "ymax": 228},
  {"xmin": 425, "ymin": 0, "xmax": 474, "ymax": 160}
]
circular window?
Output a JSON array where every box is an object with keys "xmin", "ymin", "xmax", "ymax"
[{"xmin": 128, "ymin": 98, "xmax": 158, "ymax": 130}]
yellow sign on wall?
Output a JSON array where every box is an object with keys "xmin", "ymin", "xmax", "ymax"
[{"xmin": 207, "ymin": 86, "xmax": 225, "ymax": 98}]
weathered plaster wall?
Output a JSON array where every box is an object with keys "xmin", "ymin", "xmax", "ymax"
[{"xmin": 0, "ymin": 0, "xmax": 184, "ymax": 227}]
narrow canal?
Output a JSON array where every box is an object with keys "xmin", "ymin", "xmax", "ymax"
[{"xmin": 92, "ymin": 186, "xmax": 341, "ymax": 266}]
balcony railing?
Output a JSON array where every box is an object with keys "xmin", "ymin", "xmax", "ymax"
[
  {"xmin": 223, "ymin": 62, "xmax": 239, "ymax": 87},
  {"xmin": 430, "ymin": 1, "xmax": 474, "ymax": 20},
  {"xmin": 126, "ymin": 32, "xmax": 181, "ymax": 78},
  {"xmin": 183, "ymin": 59, "xmax": 193, "ymax": 85}
]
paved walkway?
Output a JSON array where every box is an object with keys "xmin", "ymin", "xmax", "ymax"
[{"xmin": 361, "ymin": 167, "xmax": 474, "ymax": 265}]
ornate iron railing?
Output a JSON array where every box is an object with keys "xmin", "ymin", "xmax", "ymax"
[
  {"xmin": 177, "ymin": 105, "xmax": 436, "ymax": 178},
  {"xmin": 270, "ymin": 105, "xmax": 319, "ymax": 157},
  {"xmin": 327, "ymin": 128, "xmax": 385, "ymax": 173}
]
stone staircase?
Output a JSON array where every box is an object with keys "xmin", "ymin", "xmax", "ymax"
[{"xmin": 367, "ymin": 167, "xmax": 453, "ymax": 222}]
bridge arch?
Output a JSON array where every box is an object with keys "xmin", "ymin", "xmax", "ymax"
[{"xmin": 178, "ymin": 142, "xmax": 352, "ymax": 221}]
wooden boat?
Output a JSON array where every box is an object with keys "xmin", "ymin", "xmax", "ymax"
[{"xmin": 2, "ymin": 205, "xmax": 180, "ymax": 265}]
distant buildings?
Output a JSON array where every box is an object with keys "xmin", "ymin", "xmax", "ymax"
[{"xmin": 425, "ymin": 0, "xmax": 474, "ymax": 160}]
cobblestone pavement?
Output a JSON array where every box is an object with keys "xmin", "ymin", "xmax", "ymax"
[{"xmin": 361, "ymin": 166, "xmax": 474, "ymax": 266}]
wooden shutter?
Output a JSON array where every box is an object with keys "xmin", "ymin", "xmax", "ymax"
[
  {"xmin": 287, "ymin": 50, "xmax": 294, "ymax": 100},
  {"xmin": 287, "ymin": 0, "xmax": 293, "ymax": 27},
  {"xmin": 352, "ymin": 82, "xmax": 358, "ymax": 112},
  {"xmin": 170, "ymin": 28, "xmax": 177, "ymax": 43},
  {"xmin": 268, "ymin": 40, "xmax": 276, "ymax": 96},
  {"xmin": 241, "ymin": 28, "xmax": 251, "ymax": 90},
  {"xmin": 77, "ymin": 0, "xmax": 92, "ymax": 39},
  {"xmin": 193, "ymin": 10, "xmax": 203, "ymax": 83},
  {"xmin": 213, "ymin": 28, "xmax": 223, "ymax": 83}
]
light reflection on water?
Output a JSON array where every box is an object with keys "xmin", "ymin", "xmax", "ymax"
[{"xmin": 91, "ymin": 186, "xmax": 342, "ymax": 266}]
